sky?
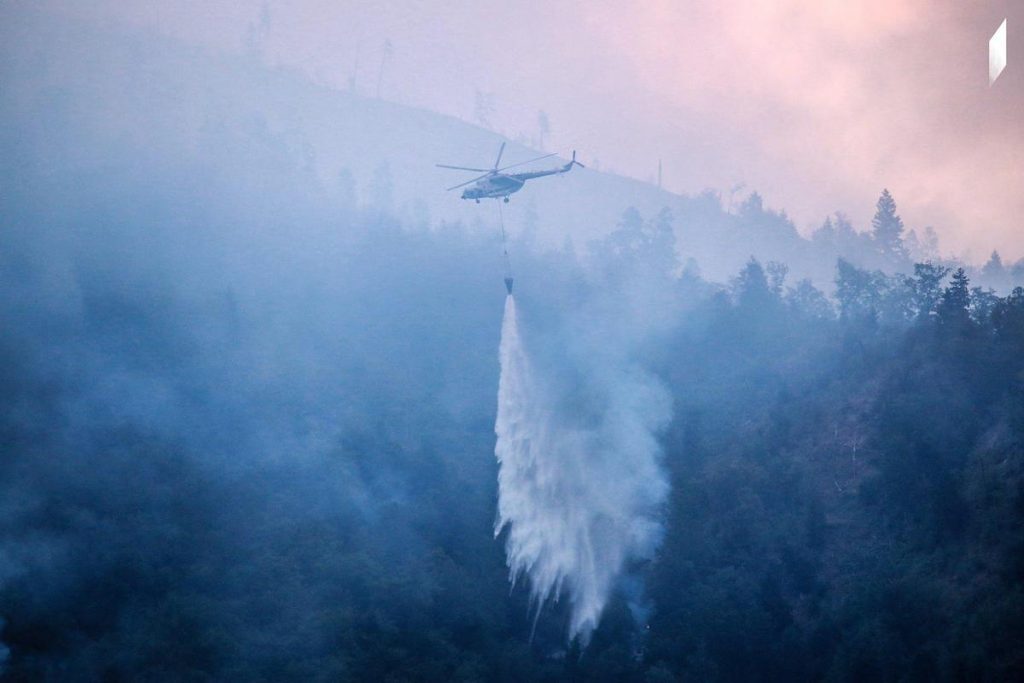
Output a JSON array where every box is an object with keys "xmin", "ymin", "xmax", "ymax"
[{"xmin": 39, "ymin": 0, "xmax": 1024, "ymax": 260}]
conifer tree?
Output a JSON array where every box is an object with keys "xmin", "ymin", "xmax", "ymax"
[
  {"xmin": 871, "ymin": 189, "xmax": 907, "ymax": 261},
  {"xmin": 981, "ymin": 250, "xmax": 1006, "ymax": 287},
  {"xmin": 938, "ymin": 267, "xmax": 971, "ymax": 326},
  {"xmin": 734, "ymin": 257, "xmax": 773, "ymax": 309}
]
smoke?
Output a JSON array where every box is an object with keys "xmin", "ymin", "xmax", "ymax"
[{"xmin": 494, "ymin": 295, "xmax": 670, "ymax": 645}]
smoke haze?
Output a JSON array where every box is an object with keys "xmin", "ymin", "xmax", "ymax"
[
  {"xmin": 34, "ymin": 0, "xmax": 1024, "ymax": 259},
  {"xmin": 2, "ymin": 2, "xmax": 1024, "ymax": 681}
]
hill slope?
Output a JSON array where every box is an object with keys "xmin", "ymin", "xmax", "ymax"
[{"xmin": 2, "ymin": 6, "xmax": 840, "ymax": 286}]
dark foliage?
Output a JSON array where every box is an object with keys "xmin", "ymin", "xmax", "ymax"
[{"xmin": 3, "ymin": 186, "xmax": 1024, "ymax": 680}]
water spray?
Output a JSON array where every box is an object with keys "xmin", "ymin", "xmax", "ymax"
[{"xmin": 493, "ymin": 284, "xmax": 671, "ymax": 645}]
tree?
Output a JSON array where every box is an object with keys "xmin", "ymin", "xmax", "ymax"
[
  {"xmin": 733, "ymin": 257, "xmax": 773, "ymax": 310},
  {"xmin": 813, "ymin": 215, "xmax": 836, "ymax": 242},
  {"xmin": 992, "ymin": 286, "xmax": 1024, "ymax": 341},
  {"xmin": 908, "ymin": 262, "xmax": 949, "ymax": 320},
  {"xmin": 537, "ymin": 110, "xmax": 550, "ymax": 150},
  {"xmin": 740, "ymin": 192, "xmax": 765, "ymax": 219},
  {"xmin": 649, "ymin": 207, "xmax": 679, "ymax": 277},
  {"xmin": 981, "ymin": 251, "xmax": 1008, "ymax": 290},
  {"xmin": 937, "ymin": 267, "xmax": 971, "ymax": 327},
  {"xmin": 349, "ymin": 42, "xmax": 361, "ymax": 93},
  {"xmin": 244, "ymin": 1, "xmax": 271, "ymax": 58},
  {"xmin": 376, "ymin": 39, "xmax": 393, "ymax": 99},
  {"xmin": 606, "ymin": 206, "xmax": 645, "ymax": 258},
  {"xmin": 970, "ymin": 286, "xmax": 1000, "ymax": 324},
  {"xmin": 473, "ymin": 90, "xmax": 495, "ymax": 129},
  {"xmin": 904, "ymin": 226, "xmax": 940, "ymax": 262},
  {"xmin": 871, "ymin": 189, "xmax": 907, "ymax": 262},
  {"xmin": 982, "ymin": 250, "xmax": 1004, "ymax": 277},
  {"xmin": 766, "ymin": 261, "xmax": 789, "ymax": 296},
  {"xmin": 786, "ymin": 279, "xmax": 834, "ymax": 320},
  {"xmin": 595, "ymin": 206, "xmax": 677, "ymax": 278},
  {"xmin": 813, "ymin": 212, "xmax": 870, "ymax": 261},
  {"xmin": 835, "ymin": 258, "xmax": 881, "ymax": 324}
]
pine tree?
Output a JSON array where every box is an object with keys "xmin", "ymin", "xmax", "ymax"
[
  {"xmin": 740, "ymin": 192, "xmax": 765, "ymax": 218},
  {"xmin": 938, "ymin": 267, "xmax": 971, "ymax": 327},
  {"xmin": 537, "ymin": 110, "xmax": 550, "ymax": 150},
  {"xmin": 981, "ymin": 251, "xmax": 1005, "ymax": 283},
  {"xmin": 813, "ymin": 215, "xmax": 835, "ymax": 244},
  {"xmin": 871, "ymin": 189, "xmax": 907, "ymax": 261},
  {"xmin": 376, "ymin": 39, "xmax": 393, "ymax": 99}
]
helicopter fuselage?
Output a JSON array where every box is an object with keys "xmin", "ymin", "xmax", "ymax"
[{"xmin": 461, "ymin": 174, "xmax": 526, "ymax": 201}]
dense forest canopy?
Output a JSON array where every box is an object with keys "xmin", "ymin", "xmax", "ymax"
[{"xmin": 2, "ymin": 6, "xmax": 1024, "ymax": 683}]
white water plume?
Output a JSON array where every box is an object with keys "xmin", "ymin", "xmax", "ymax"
[{"xmin": 494, "ymin": 295, "xmax": 669, "ymax": 644}]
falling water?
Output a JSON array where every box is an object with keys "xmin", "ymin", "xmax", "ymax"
[{"xmin": 494, "ymin": 295, "xmax": 669, "ymax": 645}]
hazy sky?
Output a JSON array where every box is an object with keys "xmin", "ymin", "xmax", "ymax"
[{"xmin": 43, "ymin": 1, "xmax": 1024, "ymax": 260}]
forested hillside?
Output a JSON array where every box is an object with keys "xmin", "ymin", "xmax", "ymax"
[
  {"xmin": 2, "ymin": 6, "xmax": 1024, "ymax": 682},
  {"xmin": 3, "ymin": 183, "xmax": 1024, "ymax": 679}
]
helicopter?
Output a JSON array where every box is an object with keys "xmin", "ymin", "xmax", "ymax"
[{"xmin": 437, "ymin": 143, "xmax": 584, "ymax": 203}]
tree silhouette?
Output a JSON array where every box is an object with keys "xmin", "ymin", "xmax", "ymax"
[
  {"xmin": 376, "ymin": 39, "xmax": 393, "ymax": 99},
  {"xmin": 871, "ymin": 189, "xmax": 907, "ymax": 262},
  {"xmin": 474, "ymin": 90, "xmax": 495, "ymax": 129},
  {"xmin": 734, "ymin": 257, "xmax": 773, "ymax": 309},
  {"xmin": 835, "ymin": 258, "xmax": 881, "ymax": 324},
  {"xmin": 537, "ymin": 110, "xmax": 550, "ymax": 150},
  {"xmin": 938, "ymin": 267, "xmax": 971, "ymax": 327},
  {"xmin": 909, "ymin": 262, "xmax": 949, "ymax": 320}
]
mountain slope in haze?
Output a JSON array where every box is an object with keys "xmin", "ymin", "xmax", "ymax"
[{"xmin": 1, "ymin": 5, "xmax": 853, "ymax": 288}]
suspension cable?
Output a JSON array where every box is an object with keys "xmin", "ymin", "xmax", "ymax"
[{"xmin": 498, "ymin": 201, "xmax": 514, "ymax": 294}]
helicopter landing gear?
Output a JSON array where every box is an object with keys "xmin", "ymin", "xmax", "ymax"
[{"xmin": 503, "ymin": 196, "xmax": 510, "ymax": 203}]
